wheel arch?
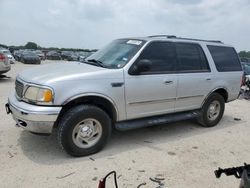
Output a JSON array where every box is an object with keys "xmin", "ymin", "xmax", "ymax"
[
  {"xmin": 202, "ymin": 87, "xmax": 228, "ymax": 107},
  {"xmin": 56, "ymin": 93, "xmax": 118, "ymax": 126}
]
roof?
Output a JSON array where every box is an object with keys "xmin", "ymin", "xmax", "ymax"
[{"xmin": 122, "ymin": 35, "xmax": 229, "ymax": 46}]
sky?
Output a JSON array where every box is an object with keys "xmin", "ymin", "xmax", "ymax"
[{"xmin": 0, "ymin": 0, "xmax": 250, "ymax": 51}]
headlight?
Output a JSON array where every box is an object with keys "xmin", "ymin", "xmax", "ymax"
[{"xmin": 24, "ymin": 86, "xmax": 53, "ymax": 104}]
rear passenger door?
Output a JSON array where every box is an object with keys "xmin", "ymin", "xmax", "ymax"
[{"xmin": 175, "ymin": 42, "xmax": 213, "ymax": 112}]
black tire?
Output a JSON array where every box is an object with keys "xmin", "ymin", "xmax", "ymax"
[
  {"xmin": 197, "ymin": 93, "xmax": 225, "ymax": 127},
  {"xmin": 57, "ymin": 105, "xmax": 112, "ymax": 157}
]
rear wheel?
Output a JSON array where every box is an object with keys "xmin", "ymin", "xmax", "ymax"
[
  {"xmin": 198, "ymin": 93, "xmax": 225, "ymax": 127},
  {"xmin": 57, "ymin": 105, "xmax": 112, "ymax": 157}
]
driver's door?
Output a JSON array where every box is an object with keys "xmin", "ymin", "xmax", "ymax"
[{"xmin": 125, "ymin": 41, "xmax": 178, "ymax": 119}]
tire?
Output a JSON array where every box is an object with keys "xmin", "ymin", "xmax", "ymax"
[
  {"xmin": 57, "ymin": 105, "xmax": 112, "ymax": 157},
  {"xmin": 197, "ymin": 93, "xmax": 225, "ymax": 127}
]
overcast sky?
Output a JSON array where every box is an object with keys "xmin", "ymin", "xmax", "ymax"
[{"xmin": 0, "ymin": 0, "xmax": 249, "ymax": 51}]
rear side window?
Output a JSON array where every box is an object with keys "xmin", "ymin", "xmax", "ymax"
[
  {"xmin": 176, "ymin": 43, "xmax": 210, "ymax": 73},
  {"xmin": 207, "ymin": 45, "xmax": 242, "ymax": 72}
]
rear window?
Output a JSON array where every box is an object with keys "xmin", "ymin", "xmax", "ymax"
[{"xmin": 207, "ymin": 45, "xmax": 242, "ymax": 72}]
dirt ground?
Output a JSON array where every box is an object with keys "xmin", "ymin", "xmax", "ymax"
[{"xmin": 0, "ymin": 60, "xmax": 249, "ymax": 188}]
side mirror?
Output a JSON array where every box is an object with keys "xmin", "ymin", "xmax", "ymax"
[{"xmin": 131, "ymin": 59, "xmax": 152, "ymax": 74}]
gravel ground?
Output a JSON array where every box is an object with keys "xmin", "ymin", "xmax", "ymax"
[{"xmin": 0, "ymin": 60, "xmax": 250, "ymax": 188}]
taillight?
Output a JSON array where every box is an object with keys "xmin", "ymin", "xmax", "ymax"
[{"xmin": 0, "ymin": 54, "xmax": 6, "ymax": 61}]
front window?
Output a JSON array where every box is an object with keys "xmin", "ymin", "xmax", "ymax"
[{"xmin": 86, "ymin": 39, "xmax": 145, "ymax": 69}]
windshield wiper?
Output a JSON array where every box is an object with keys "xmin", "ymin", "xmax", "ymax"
[{"xmin": 85, "ymin": 59, "xmax": 105, "ymax": 68}]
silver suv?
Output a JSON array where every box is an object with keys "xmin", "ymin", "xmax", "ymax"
[{"xmin": 6, "ymin": 35, "xmax": 242, "ymax": 156}]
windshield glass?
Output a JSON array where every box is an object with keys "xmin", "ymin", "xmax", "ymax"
[{"xmin": 86, "ymin": 39, "xmax": 145, "ymax": 69}]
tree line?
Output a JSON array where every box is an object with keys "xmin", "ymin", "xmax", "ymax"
[{"xmin": 0, "ymin": 42, "xmax": 97, "ymax": 52}]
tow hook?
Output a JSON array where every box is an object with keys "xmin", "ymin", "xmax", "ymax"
[{"xmin": 5, "ymin": 103, "xmax": 11, "ymax": 114}]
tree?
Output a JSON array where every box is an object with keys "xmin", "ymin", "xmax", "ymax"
[
  {"xmin": 238, "ymin": 51, "xmax": 250, "ymax": 58},
  {"xmin": 25, "ymin": 42, "xmax": 38, "ymax": 49}
]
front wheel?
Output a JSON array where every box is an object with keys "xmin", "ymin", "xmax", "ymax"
[
  {"xmin": 197, "ymin": 93, "xmax": 225, "ymax": 127},
  {"xmin": 57, "ymin": 105, "xmax": 112, "ymax": 157}
]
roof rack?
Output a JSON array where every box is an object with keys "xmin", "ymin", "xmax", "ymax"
[
  {"xmin": 147, "ymin": 35, "xmax": 223, "ymax": 43},
  {"xmin": 148, "ymin": 35, "xmax": 177, "ymax": 38}
]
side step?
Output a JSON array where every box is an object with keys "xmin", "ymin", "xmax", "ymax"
[{"xmin": 115, "ymin": 110, "xmax": 200, "ymax": 131}]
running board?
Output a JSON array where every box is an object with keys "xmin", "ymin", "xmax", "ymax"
[{"xmin": 115, "ymin": 110, "xmax": 200, "ymax": 131}]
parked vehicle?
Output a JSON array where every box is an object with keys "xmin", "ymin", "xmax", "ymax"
[
  {"xmin": 77, "ymin": 51, "xmax": 89, "ymax": 62},
  {"xmin": 0, "ymin": 49, "xmax": 15, "ymax": 64},
  {"xmin": 46, "ymin": 51, "xmax": 61, "ymax": 60},
  {"xmin": 6, "ymin": 36, "xmax": 242, "ymax": 157},
  {"xmin": 240, "ymin": 63, "xmax": 250, "ymax": 98},
  {"xmin": 67, "ymin": 52, "xmax": 79, "ymax": 61},
  {"xmin": 13, "ymin": 50, "xmax": 22, "ymax": 61},
  {"xmin": 0, "ymin": 52, "xmax": 11, "ymax": 75},
  {"xmin": 34, "ymin": 50, "xmax": 45, "ymax": 60},
  {"xmin": 61, "ymin": 51, "xmax": 72, "ymax": 60},
  {"xmin": 20, "ymin": 51, "xmax": 41, "ymax": 64}
]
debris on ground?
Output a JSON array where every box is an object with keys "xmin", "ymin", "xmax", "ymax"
[
  {"xmin": 7, "ymin": 151, "xmax": 14, "ymax": 158},
  {"xmin": 89, "ymin": 157, "xmax": 95, "ymax": 161},
  {"xmin": 56, "ymin": 172, "xmax": 75, "ymax": 179},
  {"xmin": 137, "ymin": 182, "xmax": 147, "ymax": 188},
  {"xmin": 138, "ymin": 170, "xmax": 145, "ymax": 173},
  {"xmin": 234, "ymin": 117, "xmax": 241, "ymax": 121},
  {"xmin": 149, "ymin": 177, "xmax": 165, "ymax": 188}
]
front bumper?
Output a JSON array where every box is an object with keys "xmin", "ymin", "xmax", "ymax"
[{"xmin": 6, "ymin": 92, "xmax": 62, "ymax": 134}]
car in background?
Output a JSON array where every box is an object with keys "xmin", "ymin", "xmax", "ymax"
[
  {"xmin": 47, "ymin": 51, "xmax": 61, "ymax": 60},
  {"xmin": 0, "ymin": 49, "xmax": 15, "ymax": 64},
  {"xmin": 13, "ymin": 50, "xmax": 22, "ymax": 61},
  {"xmin": 241, "ymin": 62, "xmax": 250, "ymax": 82},
  {"xmin": 242, "ymin": 62, "xmax": 250, "ymax": 73},
  {"xmin": 77, "ymin": 51, "xmax": 90, "ymax": 62},
  {"xmin": 0, "ymin": 52, "xmax": 11, "ymax": 75},
  {"xmin": 61, "ymin": 51, "xmax": 72, "ymax": 60},
  {"xmin": 67, "ymin": 52, "xmax": 79, "ymax": 61},
  {"xmin": 20, "ymin": 51, "xmax": 41, "ymax": 64},
  {"xmin": 34, "ymin": 50, "xmax": 45, "ymax": 60},
  {"xmin": 240, "ymin": 57, "xmax": 250, "ymax": 63}
]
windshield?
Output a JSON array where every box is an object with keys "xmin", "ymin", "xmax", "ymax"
[{"xmin": 86, "ymin": 39, "xmax": 145, "ymax": 69}]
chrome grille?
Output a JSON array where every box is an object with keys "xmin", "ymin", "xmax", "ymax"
[{"xmin": 15, "ymin": 79, "xmax": 24, "ymax": 98}]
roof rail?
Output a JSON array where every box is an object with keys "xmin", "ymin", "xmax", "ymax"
[
  {"xmin": 148, "ymin": 35, "xmax": 177, "ymax": 38},
  {"xmin": 147, "ymin": 35, "xmax": 223, "ymax": 43}
]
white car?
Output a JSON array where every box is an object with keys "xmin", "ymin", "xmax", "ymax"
[{"xmin": 0, "ymin": 49, "xmax": 15, "ymax": 64}]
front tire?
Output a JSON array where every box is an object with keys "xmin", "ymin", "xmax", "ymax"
[
  {"xmin": 57, "ymin": 105, "xmax": 112, "ymax": 157},
  {"xmin": 198, "ymin": 93, "xmax": 225, "ymax": 127}
]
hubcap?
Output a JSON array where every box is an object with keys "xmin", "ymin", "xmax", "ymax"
[
  {"xmin": 207, "ymin": 100, "xmax": 221, "ymax": 121},
  {"xmin": 72, "ymin": 118, "xmax": 102, "ymax": 148}
]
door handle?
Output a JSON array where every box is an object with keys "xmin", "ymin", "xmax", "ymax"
[
  {"xmin": 164, "ymin": 80, "xmax": 173, "ymax": 85},
  {"xmin": 206, "ymin": 78, "xmax": 212, "ymax": 81}
]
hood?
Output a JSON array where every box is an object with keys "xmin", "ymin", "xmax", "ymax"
[{"xmin": 18, "ymin": 62, "xmax": 112, "ymax": 85}]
